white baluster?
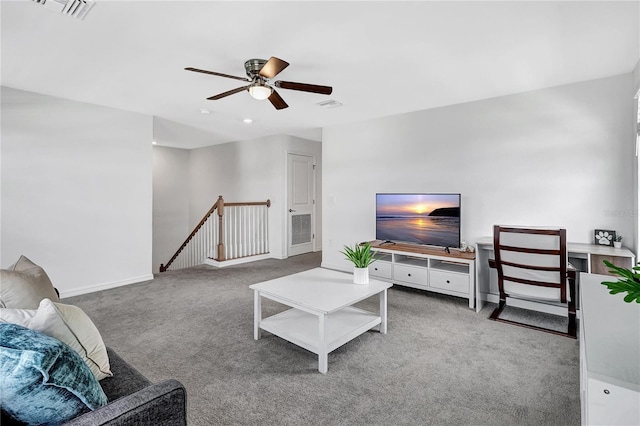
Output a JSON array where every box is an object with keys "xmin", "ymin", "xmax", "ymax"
[
  {"xmin": 234, "ymin": 207, "xmax": 238, "ymax": 259},
  {"xmin": 250, "ymin": 206, "xmax": 255, "ymax": 255},
  {"xmin": 264, "ymin": 206, "xmax": 269, "ymax": 254},
  {"xmin": 243, "ymin": 207, "xmax": 247, "ymax": 257}
]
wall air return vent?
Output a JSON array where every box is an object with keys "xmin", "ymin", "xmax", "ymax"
[{"xmin": 31, "ymin": 0, "xmax": 95, "ymax": 20}]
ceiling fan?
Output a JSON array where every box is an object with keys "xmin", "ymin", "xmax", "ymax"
[{"xmin": 185, "ymin": 57, "xmax": 333, "ymax": 110}]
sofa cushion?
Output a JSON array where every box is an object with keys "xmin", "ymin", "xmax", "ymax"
[
  {"xmin": 0, "ymin": 255, "xmax": 60, "ymax": 309},
  {"xmin": 0, "ymin": 298, "xmax": 112, "ymax": 380},
  {"xmin": 100, "ymin": 347, "xmax": 151, "ymax": 402},
  {"xmin": 0, "ymin": 323, "xmax": 108, "ymax": 425}
]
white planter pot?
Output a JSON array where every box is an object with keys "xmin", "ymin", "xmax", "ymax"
[
  {"xmin": 614, "ymin": 241, "xmax": 622, "ymax": 248},
  {"xmin": 353, "ymin": 267, "xmax": 369, "ymax": 285}
]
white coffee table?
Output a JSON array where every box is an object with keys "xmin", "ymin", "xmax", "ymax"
[{"xmin": 249, "ymin": 267, "xmax": 392, "ymax": 373}]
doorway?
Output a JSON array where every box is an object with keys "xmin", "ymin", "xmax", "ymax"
[{"xmin": 287, "ymin": 153, "xmax": 316, "ymax": 256}]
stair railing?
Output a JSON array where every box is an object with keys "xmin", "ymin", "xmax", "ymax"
[{"xmin": 160, "ymin": 196, "xmax": 271, "ymax": 272}]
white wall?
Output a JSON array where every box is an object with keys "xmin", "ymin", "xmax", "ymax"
[
  {"xmin": 154, "ymin": 132, "xmax": 322, "ymax": 264},
  {"xmin": 152, "ymin": 146, "xmax": 190, "ymax": 273},
  {"xmin": 186, "ymin": 134, "xmax": 322, "ymax": 259},
  {"xmin": 153, "ymin": 117, "xmax": 218, "ymax": 149},
  {"xmin": 322, "ymin": 74, "xmax": 636, "ymax": 271},
  {"xmin": 1, "ymin": 87, "xmax": 153, "ymax": 296},
  {"xmin": 634, "ymin": 60, "xmax": 640, "ymax": 260}
]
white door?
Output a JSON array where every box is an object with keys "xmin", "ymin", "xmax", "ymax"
[{"xmin": 287, "ymin": 153, "xmax": 315, "ymax": 256}]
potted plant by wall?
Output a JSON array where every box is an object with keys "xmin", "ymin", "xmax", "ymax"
[
  {"xmin": 614, "ymin": 235, "xmax": 623, "ymax": 248},
  {"xmin": 340, "ymin": 242, "xmax": 378, "ymax": 284}
]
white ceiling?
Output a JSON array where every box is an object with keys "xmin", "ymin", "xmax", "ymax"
[{"xmin": 2, "ymin": 1, "xmax": 639, "ymax": 149}]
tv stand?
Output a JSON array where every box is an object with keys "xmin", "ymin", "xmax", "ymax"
[{"xmin": 367, "ymin": 240, "xmax": 476, "ymax": 309}]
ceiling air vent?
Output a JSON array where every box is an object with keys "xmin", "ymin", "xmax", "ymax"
[
  {"xmin": 316, "ymin": 99, "xmax": 343, "ymax": 109},
  {"xmin": 31, "ymin": 0, "xmax": 95, "ymax": 20}
]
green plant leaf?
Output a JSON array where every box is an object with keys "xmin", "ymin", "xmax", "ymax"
[
  {"xmin": 340, "ymin": 242, "xmax": 379, "ymax": 268},
  {"xmin": 601, "ymin": 260, "xmax": 640, "ymax": 303}
]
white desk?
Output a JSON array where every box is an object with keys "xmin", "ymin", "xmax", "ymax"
[
  {"xmin": 579, "ymin": 273, "xmax": 640, "ymax": 425},
  {"xmin": 249, "ymin": 268, "xmax": 392, "ymax": 373},
  {"xmin": 474, "ymin": 237, "xmax": 635, "ymax": 313}
]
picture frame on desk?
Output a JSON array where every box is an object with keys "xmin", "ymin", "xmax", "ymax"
[{"xmin": 594, "ymin": 229, "xmax": 616, "ymax": 246}]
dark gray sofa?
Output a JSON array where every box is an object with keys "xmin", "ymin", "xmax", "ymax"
[{"xmin": 2, "ymin": 347, "xmax": 187, "ymax": 425}]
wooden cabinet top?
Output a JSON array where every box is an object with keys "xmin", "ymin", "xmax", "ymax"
[{"xmin": 367, "ymin": 240, "xmax": 476, "ymax": 260}]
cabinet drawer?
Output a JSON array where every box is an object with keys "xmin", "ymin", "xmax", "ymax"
[
  {"xmin": 429, "ymin": 270, "xmax": 469, "ymax": 294},
  {"xmin": 369, "ymin": 261, "xmax": 392, "ymax": 279},
  {"xmin": 393, "ymin": 264, "xmax": 428, "ymax": 285}
]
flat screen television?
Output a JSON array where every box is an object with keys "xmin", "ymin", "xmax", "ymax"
[{"xmin": 376, "ymin": 193, "xmax": 461, "ymax": 248}]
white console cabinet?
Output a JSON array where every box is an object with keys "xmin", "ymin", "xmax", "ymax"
[
  {"xmin": 579, "ymin": 273, "xmax": 640, "ymax": 425},
  {"xmin": 368, "ymin": 241, "xmax": 476, "ymax": 309}
]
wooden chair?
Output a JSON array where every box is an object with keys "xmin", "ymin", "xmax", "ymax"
[{"xmin": 488, "ymin": 225, "xmax": 577, "ymax": 338}]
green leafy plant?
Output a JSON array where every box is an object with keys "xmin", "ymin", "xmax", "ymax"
[
  {"xmin": 340, "ymin": 242, "xmax": 378, "ymax": 268},
  {"xmin": 615, "ymin": 235, "xmax": 623, "ymax": 242},
  {"xmin": 601, "ymin": 260, "xmax": 640, "ymax": 303}
]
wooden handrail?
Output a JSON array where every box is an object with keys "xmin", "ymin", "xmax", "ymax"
[
  {"xmin": 159, "ymin": 198, "xmax": 220, "ymax": 272},
  {"xmin": 160, "ymin": 195, "xmax": 271, "ymax": 272},
  {"xmin": 223, "ymin": 200, "xmax": 271, "ymax": 207}
]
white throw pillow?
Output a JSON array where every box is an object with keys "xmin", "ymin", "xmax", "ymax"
[
  {"xmin": 0, "ymin": 255, "xmax": 60, "ymax": 309},
  {"xmin": 0, "ymin": 299, "xmax": 112, "ymax": 380}
]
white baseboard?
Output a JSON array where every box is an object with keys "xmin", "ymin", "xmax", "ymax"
[
  {"xmin": 320, "ymin": 262, "xmax": 349, "ymax": 273},
  {"xmin": 203, "ymin": 254, "xmax": 272, "ymax": 268},
  {"xmin": 60, "ymin": 274, "xmax": 154, "ymax": 298}
]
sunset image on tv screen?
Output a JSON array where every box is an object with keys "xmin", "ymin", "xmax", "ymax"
[{"xmin": 376, "ymin": 193, "xmax": 460, "ymax": 247}]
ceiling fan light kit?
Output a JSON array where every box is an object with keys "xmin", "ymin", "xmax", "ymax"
[
  {"xmin": 186, "ymin": 56, "xmax": 333, "ymax": 110},
  {"xmin": 248, "ymin": 82, "xmax": 273, "ymax": 100}
]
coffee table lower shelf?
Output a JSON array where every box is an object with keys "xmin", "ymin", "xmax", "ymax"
[{"xmin": 259, "ymin": 306, "xmax": 381, "ymax": 359}]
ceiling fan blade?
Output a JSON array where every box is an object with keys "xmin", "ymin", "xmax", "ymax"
[
  {"xmin": 259, "ymin": 57, "xmax": 290, "ymax": 79},
  {"xmin": 207, "ymin": 86, "xmax": 250, "ymax": 100},
  {"xmin": 274, "ymin": 80, "xmax": 333, "ymax": 95},
  {"xmin": 185, "ymin": 67, "xmax": 250, "ymax": 82},
  {"xmin": 268, "ymin": 90, "xmax": 289, "ymax": 110}
]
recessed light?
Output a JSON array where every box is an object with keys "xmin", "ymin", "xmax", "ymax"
[
  {"xmin": 152, "ymin": 141, "xmax": 157, "ymax": 145},
  {"xmin": 243, "ymin": 118, "xmax": 253, "ymax": 124},
  {"xmin": 200, "ymin": 109, "xmax": 211, "ymax": 114}
]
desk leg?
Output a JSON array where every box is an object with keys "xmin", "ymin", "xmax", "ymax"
[
  {"xmin": 380, "ymin": 289, "xmax": 388, "ymax": 334},
  {"xmin": 253, "ymin": 290, "xmax": 261, "ymax": 340},
  {"xmin": 318, "ymin": 313, "xmax": 328, "ymax": 374}
]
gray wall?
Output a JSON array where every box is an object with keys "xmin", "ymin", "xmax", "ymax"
[
  {"xmin": 322, "ymin": 74, "xmax": 637, "ymax": 271},
  {"xmin": 1, "ymin": 87, "xmax": 153, "ymax": 296}
]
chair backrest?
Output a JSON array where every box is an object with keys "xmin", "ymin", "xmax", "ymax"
[{"xmin": 493, "ymin": 225, "xmax": 568, "ymax": 303}]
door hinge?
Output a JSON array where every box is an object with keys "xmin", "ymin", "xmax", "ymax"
[{"xmin": 313, "ymin": 164, "xmax": 316, "ymax": 170}]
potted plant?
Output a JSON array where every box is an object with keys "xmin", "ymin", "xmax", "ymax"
[
  {"xmin": 614, "ymin": 235, "xmax": 623, "ymax": 248},
  {"xmin": 340, "ymin": 242, "xmax": 378, "ymax": 284},
  {"xmin": 601, "ymin": 260, "xmax": 640, "ymax": 303}
]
